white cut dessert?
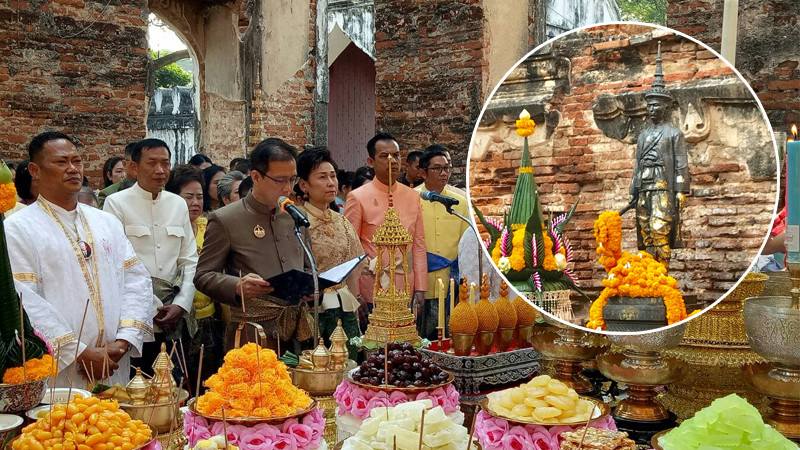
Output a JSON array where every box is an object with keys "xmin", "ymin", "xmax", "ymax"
[{"xmin": 342, "ymin": 400, "xmax": 472, "ymax": 450}]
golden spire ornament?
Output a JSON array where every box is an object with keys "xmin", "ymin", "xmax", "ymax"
[
  {"xmin": 362, "ymin": 154, "xmax": 421, "ymax": 347},
  {"xmin": 151, "ymin": 343, "xmax": 177, "ymax": 404}
]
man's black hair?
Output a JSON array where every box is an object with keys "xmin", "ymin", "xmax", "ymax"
[
  {"xmin": 250, "ymin": 137, "xmax": 298, "ymax": 175},
  {"xmin": 28, "ymin": 131, "xmax": 76, "ymax": 162},
  {"xmin": 418, "ymin": 147, "xmax": 448, "ymax": 169},
  {"xmin": 406, "ymin": 151, "xmax": 423, "ymax": 164},
  {"xmin": 124, "ymin": 142, "xmax": 137, "ymax": 159},
  {"xmin": 238, "ymin": 176, "xmax": 253, "ymax": 198},
  {"xmin": 338, "ymin": 170, "xmax": 355, "ymax": 191},
  {"xmin": 130, "ymin": 138, "xmax": 171, "ymax": 163},
  {"xmin": 189, "ymin": 153, "xmax": 212, "ymax": 166},
  {"xmin": 366, "ymin": 132, "xmax": 398, "ymax": 159}
]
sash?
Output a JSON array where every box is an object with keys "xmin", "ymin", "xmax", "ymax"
[{"xmin": 426, "ymin": 252, "xmax": 459, "ymax": 309}]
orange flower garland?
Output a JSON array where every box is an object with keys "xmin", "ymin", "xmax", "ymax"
[
  {"xmin": 593, "ymin": 211, "xmax": 622, "ymax": 272},
  {"xmin": 197, "ymin": 343, "xmax": 312, "ymax": 418},
  {"xmin": 2, "ymin": 354, "xmax": 55, "ymax": 384},
  {"xmin": 510, "ymin": 228, "xmax": 526, "ymax": 271},
  {"xmin": 0, "ymin": 182, "xmax": 17, "ymax": 214},
  {"xmin": 542, "ymin": 233, "xmax": 557, "ymax": 271},
  {"xmin": 515, "ymin": 109, "xmax": 536, "ymax": 137},
  {"xmin": 586, "ymin": 211, "xmax": 688, "ymax": 330}
]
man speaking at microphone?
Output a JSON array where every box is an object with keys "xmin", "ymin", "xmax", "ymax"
[
  {"xmin": 415, "ymin": 146, "xmax": 468, "ymax": 340},
  {"xmin": 195, "ymin": 138, "xmax": 313, "ymax": 354}
]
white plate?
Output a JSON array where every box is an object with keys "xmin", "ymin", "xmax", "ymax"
[
  {"xmin": 39, "ymin": 388, "xmax": 92, "ymax": 404},
  {"xmin": 0, "ymin": 414, "xmax": 23, "ymax": 431}
]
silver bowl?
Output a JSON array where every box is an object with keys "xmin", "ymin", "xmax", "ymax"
[
  {"xmin": 743, "ymin": 296, "xmax": 800, "ymax": 369},
  {"xmin": 607, "ymin": 322, "xmax": 687, "ymax": 353}
]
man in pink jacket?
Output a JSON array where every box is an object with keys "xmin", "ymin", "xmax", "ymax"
[{"xmin": 344, "ymin": 133, "xmax": 428, "ymax": 323}]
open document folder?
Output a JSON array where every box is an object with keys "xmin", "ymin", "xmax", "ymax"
[{"xmin": 264, "ymin": 254, "xmax": 367, "ymax": 305}]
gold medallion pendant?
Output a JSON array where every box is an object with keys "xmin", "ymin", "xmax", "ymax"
[{"xmin": 253, "ymin": 224, "xmax": 266, "ymax": 238}]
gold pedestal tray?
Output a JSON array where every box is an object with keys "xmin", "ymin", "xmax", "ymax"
[
  {"xmin": 744, "ymin": 362, "xmax": 800, "ymax": 439},
  {"xmin": 662, "ymin": 272, "xmax": 769, "ymax": 420},
  {"xmin": 120, "ymin": 388, "xmax": 190, "ymax": 434},
  {"xmin": 346, "ymin": 368, "xmax": 455, "ymax": 393},
  {"xmin": 187, "ymin": 397, "xmax": 318, "ymax": 426},
  {"xmin": 314, "ymin": 395, "xmax": 339, "ymax": 449},
  {"xmin": 532, "ymin": 325, "xmax": 609, "ymax": 394},
  {"xmin": 289, "ymin": 363, "xmax": 351, "ymax": 396},
  {"xmin": 480, "ymin": 395, "xmax": 610, "ymax": 426}
]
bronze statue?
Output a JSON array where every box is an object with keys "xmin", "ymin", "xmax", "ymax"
[{"xmin": 621, "ymin": 41, "xmax": 690, "ymax": 269}]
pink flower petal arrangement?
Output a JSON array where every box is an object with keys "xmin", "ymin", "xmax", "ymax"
[
  {"xmin": 184, "ymin": 408, "xmax": 326, "ymax": 449},
  {"xmin": 333, "ymin": 380, "xmax": 460, "ymax": 420},
  {"xmin": 474, "ymin": 410, "xmax": 617, "ymax": 450}
]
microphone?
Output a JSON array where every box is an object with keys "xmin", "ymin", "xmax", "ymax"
[
  {"xmin": 420, "ymin": 190, "xmax": 460, "ymax": 208},
  {"xmin": 278, "ymin": 196, "xmax": 310, "ymax": 228}
]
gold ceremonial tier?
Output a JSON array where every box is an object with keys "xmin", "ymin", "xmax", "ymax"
[
  {"xmin": 661, "ymin": 272, "xmax": 769, "ymax": 421},
  {"xmin": 362, "ymin": 155, "xmax": 421, "ymax": 348}
]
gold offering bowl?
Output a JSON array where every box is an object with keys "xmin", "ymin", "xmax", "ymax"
[
  {"xmin": 120, "ymin": 389, "xmax": 189, "ymax": 434},
  {"xmin": 599, "ymin": 323, "xmax": 687, "ymax": 422},
  {"xmin": 532, "ymin": 323, "xmax": 610, "ymax": 394},
  {"xmin": 289, "ymin": 363, "xmax": 351, "ymax": 397},
  {"xmin": 743, "ymin": 295, "xmax": 800, "ymax": 438}
]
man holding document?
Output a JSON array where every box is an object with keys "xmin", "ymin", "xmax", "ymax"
[{"xmin": 194, "ymin": 138, "xmax": 314, "ymax": 354}]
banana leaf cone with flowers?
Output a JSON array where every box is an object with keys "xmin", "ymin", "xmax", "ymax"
[
  {"xmin": 0, "ymin": 160, "xmax": 53, "ymax": 386},
  {"xmin": 473, "ymin": 109, "xmax": 589, "ymax": 305}
]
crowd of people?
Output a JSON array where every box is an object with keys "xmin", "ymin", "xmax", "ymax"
[{"xmin": 5, "ymin": 130, "xmax": 478, "ymax": 393}]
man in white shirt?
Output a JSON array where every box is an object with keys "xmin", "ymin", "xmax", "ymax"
[
  {"xmin": 6, "ymin": 131, "xmax": 153, "ymax": 386},
  {"xmin": 104, "ymin": 138, "xmax": 198, "ymax": 370}
]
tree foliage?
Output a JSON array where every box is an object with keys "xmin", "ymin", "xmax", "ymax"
[
  {"xmin": 617, "ymin": 0, "xmax": 667, "ymax": 25},
  {"xmin": 150, "ymin": 50, "xmax": 192, "ymax": 88}
]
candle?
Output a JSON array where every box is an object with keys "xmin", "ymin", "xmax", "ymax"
[
  {"xmin": 437, "ymin": 278, "xmax": 445, "ymax": 329},
  {"xmin": 787, "ymin": 127, "xmax": 800, "ymax": 263},
  {"xmin": 721, "ymin": 0, "xmax": 739, "ymax": 66}
]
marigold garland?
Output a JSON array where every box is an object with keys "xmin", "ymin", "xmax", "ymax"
[
  {"xmin": 542, "ymin": 233, "xmax": 557, "ymax": 271},
  {"xmin": 0, "ymin": 182, "xmax": 17, "ymax": 214},
  {"xmin": 516, "ymin": 117, "xmax": 536, "ymax": 137},
  {"xmin": 510, "ymin": 228, "xmax": 527, "ymax": 272},
  {"xmin": 586, "ymin": 212, "xmax": 688, "ymax": 330},
  {"xmin": 196, "ymin": 343, "xmax": 312, "ymax": 418},
  {"xmin": 2, "ymin": 354, "xmax": 55, "ymax": 384}
]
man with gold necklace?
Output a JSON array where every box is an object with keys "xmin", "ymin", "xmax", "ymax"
[{"xmin": 5, "ymin": 132, "xmax": 153, "ymax": 386}]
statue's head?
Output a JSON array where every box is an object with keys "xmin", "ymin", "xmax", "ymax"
[{"xmin": 646, "ymin": 96, "xmax": 669, "ymax": 124}]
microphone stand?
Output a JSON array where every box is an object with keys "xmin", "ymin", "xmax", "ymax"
[{"xmin": 291, "ymin": 219, "xmax": 320, "ymax": 345}]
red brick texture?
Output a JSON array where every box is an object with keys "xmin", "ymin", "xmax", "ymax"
[
  {"xmin": 0, "ymin": 0, "xmax": 149, "ymax": 185},
  {"xmin": 667, "ymin": 0, "xmax": 800, "ymax": 131}
]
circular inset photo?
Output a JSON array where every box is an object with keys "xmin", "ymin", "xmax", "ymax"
[{"xmin": 467, "ymin": 23, "xmax": 779, "ymax": 334}]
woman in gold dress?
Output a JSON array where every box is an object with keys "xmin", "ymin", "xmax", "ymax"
[{"xmin": 297, "ymin": 147, "xmax": 365, "ymax": 360}]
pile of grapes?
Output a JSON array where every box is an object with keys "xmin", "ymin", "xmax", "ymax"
[{"xmin": 352, "ymin": 342, "xmax": 449, "ymax": 388}]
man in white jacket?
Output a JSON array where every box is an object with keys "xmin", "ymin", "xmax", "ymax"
[
  {"xmin": 104, "ymin": 138, "xmax": 198, "ymax": 371},
  {"xmin": 7, "ymin": 131, "xmax": 153, "ymax": 386}
]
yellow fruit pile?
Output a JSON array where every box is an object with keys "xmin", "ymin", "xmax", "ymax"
[
  {"xmin": 512, "ymin": 297, "xmax": 537, "ymax": 326},
  {"xmin": 494, "ymin": 281, "xmax": 518, "ymax": 329},
  {"xmin": 12, "ymin": 395, "xmax": 152, "ymax": 449},
  {"xmin": 449, "ymin": 281, "xmax": 478, "ymax": 334},
  {"xmin": 487, "ymin": 375, "xmax": 594, "ymax": 424}
]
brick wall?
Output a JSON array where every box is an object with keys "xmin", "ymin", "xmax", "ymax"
[
  {"xmin": 247, "ymin": 0, "xmax": 317, "ymax": 152},
  {"xmin": 374, "ymin": 0, "xmax": 489, "ymax": 183},
  {"xmin": 667, "ymin": 0, "xmax": 799, "ymax": 131},
  {"xmin": 0, "ymin": 0, "xmax": 149, "ymax": 186},
  {"xmin": 469, "ymin": 26, "xmax": 777, "ymax": 304}
]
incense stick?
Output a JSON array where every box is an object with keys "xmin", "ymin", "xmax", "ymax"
[
  {"xmin": 254, "ymin": 342, "xmax": 264, "ymax": 409},
  {"xmin": 195, "ymin": 344, "xmax": 204, "ymax": 399},
  {"xmin": 239, "ymin": 270, "xmax": 250, "ymax": 343},
  {"xmin": 221, "ymin": 405, "xmax": 230, "ymax": 449},
  {"xmin": 49, "ymin": 343, "xmax": 60, "ymax": 417},
  {"xmin": 393, "ymin": 436, "xmax": 397, "ymax": 450},
  {"xmin": 102, "ymin": 341, "xmax": 109, "ymax": 384},
  {"xmin": 166, "ymin": 376, "xmax": 183, "ymax": 450},
  {"xmin": 63, "ymin": 298, "xmax": 90, "ymax": 445},
  {"xmin": 577, "ymin": 404, "xmax": 596, "ymax": 449},
  {"xmin": 417, "ymin": 409, "xmax": 426, "ymax": 450},
  {"xmin": 178, "ymin": 338, "xmax": 192, "ymax": 395},
  {"xmin": 384, "ymin": 341, "xmax": 389, "ymax": 386},
  {"xmin": 18, "ymin": 294, "xmax": 26, "ymax": 384},
  {"xmin": 466, "ymin": 404, "xmax": 479, "ymax": 450}
]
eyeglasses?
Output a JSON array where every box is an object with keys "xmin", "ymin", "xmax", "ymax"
[
  {"xmin": 426, "ymin": 166, "xmax": 452, "ymax": 174},
  {"xmin": 259, "ymin": 171, "xmax": 298, "ymax": 186}
]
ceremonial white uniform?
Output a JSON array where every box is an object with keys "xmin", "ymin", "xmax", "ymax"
[{"xmin": 6, "ymin": 197, "xmax": 153, "ymax": 387}]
